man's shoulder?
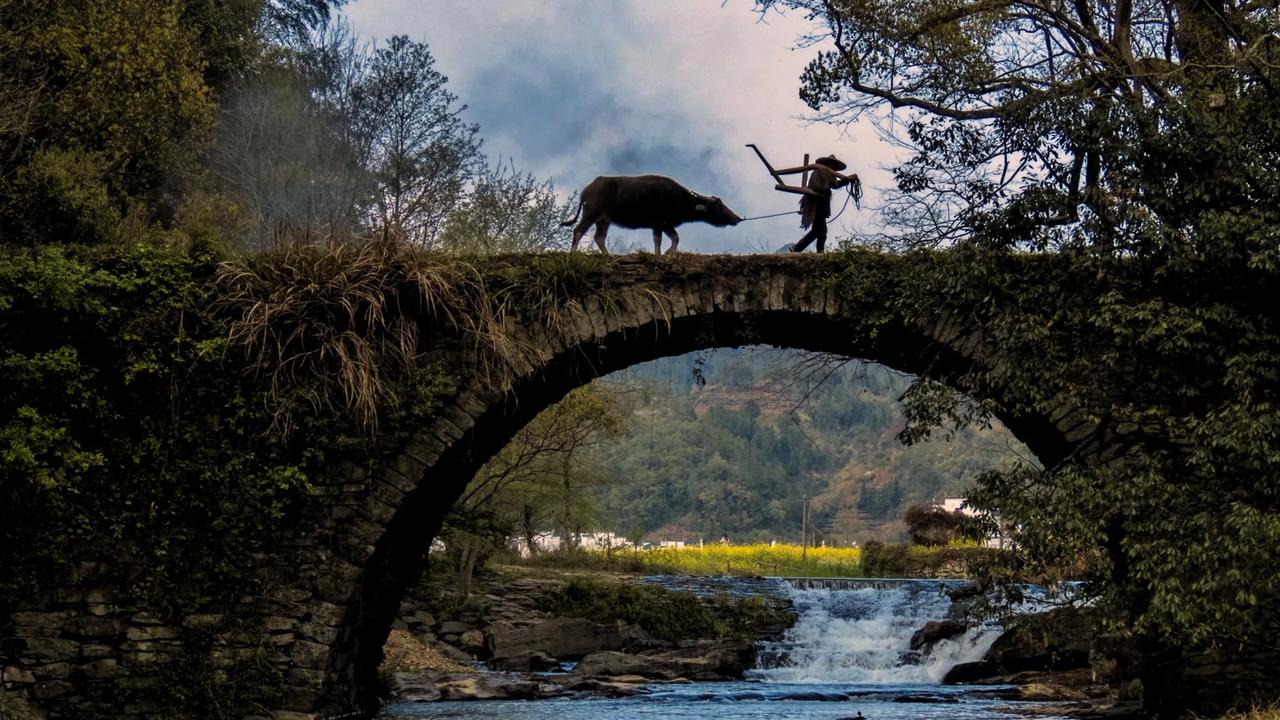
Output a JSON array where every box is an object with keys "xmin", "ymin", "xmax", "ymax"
[{"xmin": 808, "ymin": 166, "xmax": 836, "ymax": 186}]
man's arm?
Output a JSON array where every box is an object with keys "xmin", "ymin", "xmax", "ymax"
[{"xmin": 831, "ymin": 172, "xmax": 859, "ymax": 188}]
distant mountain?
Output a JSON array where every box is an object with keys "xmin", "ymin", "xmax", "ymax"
[{"xmin": 594, "ymin": 347, "xmax": 1031, "ymax": 543}]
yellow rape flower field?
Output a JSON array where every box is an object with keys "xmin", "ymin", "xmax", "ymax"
[{"xmin": 614, "ymin": 543, "xmax": 863, "ymax": 577}]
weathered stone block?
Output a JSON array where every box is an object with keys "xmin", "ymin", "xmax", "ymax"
[
  {"xmin": 36, "ymin": 662, "xmax": 71, "ymax": 679},
  {"xmin": 20, "ymin": 637, "xmax": 79, "ymax": 661},
  {"xmin": 125, "ymin": 625, "xmax": 178, "ymax": 642},
  {"xmin": 76, "ymin": 659, "xmax": 119, "ymax": 679},
  {"xmin": 11, "ymin": 611, "xmax": 69, "ymax": 632},
  {"xmin": 285, "ymin": 667, "xmax": 326, "ymax": 687},
  {"xmin": 293, "ymin": 622, "xmax": 338, "ymax": 645},
  {"xmin": 289, "ymin": 640, "xmax": 330, "ymax": 670},
  {"xmin": 303, "ymin": 601, "xmax": 346, "ymax": 627},
  {"xmin": 65, "ymin": 616, "xmax": 123, "ymax": 637},
  {"xmin": 31, "ymin": 680, "xmax": 73, "ymax": 699},
  {"xmin": 3, "ymin": 666, "xmax": 36, "ymax": 684}
]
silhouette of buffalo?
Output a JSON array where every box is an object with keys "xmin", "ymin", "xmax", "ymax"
[{"xmin": 561, "ymin": 175, "xmax": 741, "ymax": 254}]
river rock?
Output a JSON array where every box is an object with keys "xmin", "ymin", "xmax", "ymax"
[
  {"xmin": 488, "ymin": 618, "xmax": 625, "ymax": 661},
  {"xmin": 983, "ymin": 607, "xmax": 1093, "ymax": 673},
  {"xmin": 909, "ymin": 620, "xmax": 967, "ymax": 651},
  {"xmin": 893, "ymin": 694, "xmax": 960, "ymax": 703},
  {"xmin": 434, "ymin": 674, "xmax": 563, "ymax": 701},
  {"xmin": 487, "ymin": 650, "xmax": 561, "ymax": 673},
  {"xmin": 942, "ymin": 660, "xmax": 999, "ymax": 683},
  {"xmin": 430, "ymin": 640, "xmax": 476, "ymax": 664},
  {"xmin": 575, "ymin": 640, "xmax": 755, "ymax": 681},
  {"xmin": 459, "ymin": 630, "xmax": 487, "ymax": 653},
  {"xmin": 1018, "ymin": 682, "xmax": 1090, "ymax": 701},
  {"xmin": 620, "ymin": 623, "xmax": 665, "ymax": 652},
  {"xmin": 560, "ymin": 678, "xmax": 650, "ymax": 697},
  {"xmin": 438, "ymin": 620, "xmax": 471, "ymax": 635},
  {"xmin": 393, "ymin": 673, "xmax": 443, "ymax": 703}
]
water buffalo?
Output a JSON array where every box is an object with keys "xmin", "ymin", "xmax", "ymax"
[{"xmin": 560, "ymin": 175, "xmax": 742, "ymax": 254}]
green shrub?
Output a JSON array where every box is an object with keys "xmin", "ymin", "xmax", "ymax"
[{"xmin": 537, "ymin": 578, "xmax": 791, "ymax": 642}]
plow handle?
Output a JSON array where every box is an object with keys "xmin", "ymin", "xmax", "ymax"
[{"xmin": 746, "ymin": 143, "xmax": 784, "ymax": 184}]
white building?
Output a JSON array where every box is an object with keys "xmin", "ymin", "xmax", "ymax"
[
  {"xmin": 508, "ymin": 531, "xmax": 635, "ymax": 557},
  {"xmin": 933, "ymin": 497, "xmax": 1012, "ymax": 549}
]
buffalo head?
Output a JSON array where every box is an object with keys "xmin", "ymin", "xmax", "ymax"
[{"xmin": 694, "ymin": 195, "xmax": 742, "ymax": 227}]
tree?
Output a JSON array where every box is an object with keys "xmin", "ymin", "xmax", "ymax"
[
  {"xmin": 261, "ymin": 0, "xmax": 347, "ymax": 47},
  {"xmin": 755, "ymin": 0, "xmax": 1280, "ymax": 264},
  {"xmin": 353, "ymin": 35, "xmax": 481, "ymax": 246},
  {"xmin": 0, "ymin": 0, "xmax": 216, "ymax": 243},
  {"xmin": 211, "ymin": 22, "xmax": 370, "ymax": 245},
  {"xmin": 443, "ymin": 383, "xmax": 627, "ymax": 593},
  {"xmin": 439, "ymin": 161, "xmax": 575, "ymax": 253},
  {"xmin": 0, "ymin": 0, "xmax": 349, "ymax": 245},
  {"xmin": 903, "ymin": 503, "xmax": 986, "ymax": 546}
]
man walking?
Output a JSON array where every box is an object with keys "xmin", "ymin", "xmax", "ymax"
[{"xmin": 773, "ymin": 155, "xmax": 857, "ymax": 253}]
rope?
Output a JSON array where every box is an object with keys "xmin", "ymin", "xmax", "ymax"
[
  {"xmin": 829, "ymin": 176, "xmax": 863, "ymax": 222},
  {"xmin": 738, "ymin": 209, "xmax": 800, "ymax": 223},
  {"xmin": 741, "ymin": 177, "xmax": 864, "ymax": 224}
]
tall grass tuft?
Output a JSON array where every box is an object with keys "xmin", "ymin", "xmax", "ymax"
[
  {"xmin": 489, "ymin": 253, "xmax": 672, "ymax": 343},
  {"xmin": 1222, "ymin": 706, "xmax": 1280, "ymax": 720},
  {"xmin": 216, "ymin": 240, "xmax": 514, "ymax": 432},
  {"xmin": 216, "ymin": 242, "xmax": 676, "ymax": 433}
]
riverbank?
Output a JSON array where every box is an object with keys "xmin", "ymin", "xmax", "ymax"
[{"xmin": 380, "ymin": 565, "xmax": 794, "ymax": 703}]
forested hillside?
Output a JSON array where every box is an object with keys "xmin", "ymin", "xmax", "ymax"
[{"xmin": 595, "ymin": 348, "xmax": 1031, "ymax": 544}]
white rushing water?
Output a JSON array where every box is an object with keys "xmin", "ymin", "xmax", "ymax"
[{"xmin": 752, "ymin": 579, "xmax": 1003, "ymax": 684}]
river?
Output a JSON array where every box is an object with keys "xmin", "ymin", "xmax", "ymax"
[{"xmin": 378, "ymin": 578, "xmax": 1069, "ymax": 720}]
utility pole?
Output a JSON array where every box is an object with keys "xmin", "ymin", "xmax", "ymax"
[{"xmin": 801, "ymin": 495, "xmax": 810, "ymax": 561}]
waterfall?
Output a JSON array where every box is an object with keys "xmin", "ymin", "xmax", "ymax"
[{"xmin": 752, "ymin": 578, "xmax": 1003, "ymax": 685}]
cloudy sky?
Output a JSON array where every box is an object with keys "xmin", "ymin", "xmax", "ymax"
[{"xmin": 343, "ymin": 0, "xmax": 903, "ymax": 254}]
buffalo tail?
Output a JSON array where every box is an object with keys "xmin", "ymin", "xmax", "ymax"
[{"xmin": 559, "ymin": 200, "xmax": 583, "ymax": 227}]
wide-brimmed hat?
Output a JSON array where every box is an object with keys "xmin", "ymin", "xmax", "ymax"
[{"xmin": 815, "ymin": 155, "xmax": 847, "ymax": 171}]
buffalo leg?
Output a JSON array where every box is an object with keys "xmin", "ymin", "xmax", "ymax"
[
  {"xmin": 592, "ymin": 219, "xmax": 611, "ymax": 254},
  {"xmin": 571, "ymin": 208, "xmax": 604, "ymax": 252},
  {"xmin": 664, "ymin": 228, "xmax": 680, "ymax": 254},
  {"xmin": 570, "ymin": 218, "xmax": 593, "ymax": 252},
  {"xmin": 652, "ymin": 229, "xmax": 663, "ymax": 255}
]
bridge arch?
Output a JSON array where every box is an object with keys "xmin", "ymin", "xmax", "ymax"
[{"xmin": 293, "ymin": 254, "xmax": 1108, "ymax": 717}]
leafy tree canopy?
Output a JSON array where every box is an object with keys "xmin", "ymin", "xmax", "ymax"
[{"xmin": 757, "ymin": 0, "xmax": 1280, "ymax": 270}]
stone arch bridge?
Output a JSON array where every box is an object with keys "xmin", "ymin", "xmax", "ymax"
[{"xmin": 7, "ymin": 252, "xmax": 1143, "ymax": 719}]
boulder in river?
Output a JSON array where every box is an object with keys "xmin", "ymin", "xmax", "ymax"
[
  {"xmin": 942, "ymin": 660, "xmax": 999, "ymax": 684},
  {"xmin": 909, "ymin": 620, "xmax": 968, "ymax": 651},
  {"xmin": 487, "ymin": 650, "xmax": 561, "ymax": 673},
  {"xmin": 434, "ymin": 673, "xmax": 565, "ymax": 701},
  {"xmin": 983, "ymin": 607, "xmax": 1093, "ymax": 673},
  {"xmin": 575, "ymin": 639, "xmax": 756, "ymax": 681},
  {"xmin": 1017, "ymin": 682, "xmax": 1090, "ymax": 701},
  {"xmin": 487, "ymin": 618, "xmax": 625, "ymax": 661}
]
